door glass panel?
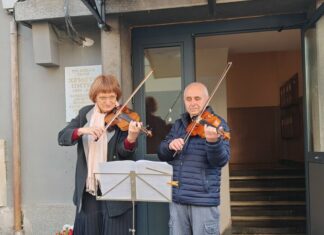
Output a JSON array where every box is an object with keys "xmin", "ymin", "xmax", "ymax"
[
  {"xmin": 144, "ymin": 47, "xmax": 182, "ymax": 154},
  {"xmin": 304, "ymin": 16, "xmax": 324, "ymax": 152}
]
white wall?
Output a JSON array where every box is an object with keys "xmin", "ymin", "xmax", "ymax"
[
  {"xmin": 0, "ymin": 8, "xmax": 14, "ymax": 235},
  {"xmin": 21, "ymin": 23, "xmax": 101, "ymax": 234},
  {"xmin": 0, "ymin": 8, "xmax": 102, "ymax": 233}
]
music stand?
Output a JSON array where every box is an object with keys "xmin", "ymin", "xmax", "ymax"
[{"xmin": 94, "ymin": 160, "xmax": 172, "ymax": 235}]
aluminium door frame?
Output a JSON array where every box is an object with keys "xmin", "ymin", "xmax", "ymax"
[
  {"xmin": 132, "ymin": 12, "xmax": 309, "ymax": 235},
  {"xmin": 132, "ymin": 12, "xmax": 308, "ymax": 155},
  {"xmin": 301, "ymin": 3, "xmax": 324, "ymax": 235}
]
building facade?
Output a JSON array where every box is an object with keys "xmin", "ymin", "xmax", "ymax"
[{"xmin": 0, "ymin": 0, "xmax": 324, "ymax": 234}]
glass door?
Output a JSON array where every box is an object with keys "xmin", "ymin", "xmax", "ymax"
[
  {"xmin": 143, "ymin": 47, "xmax": 182, "ymax": 155},
  {"xmin": 131, "ymin": 10, "xmax": 308, "ymax": 235},
  {"xmin": 132, "ymin": 27, "xmax": 194, "ymax": 235},
  {"xmin": 303, "ymin": 3, "xmax": 324, "ymax": 234}
]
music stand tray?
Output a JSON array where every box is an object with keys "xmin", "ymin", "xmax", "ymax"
[{"xmin": 94, "ymin": 160, "xmax": 173, "ymax": 234}]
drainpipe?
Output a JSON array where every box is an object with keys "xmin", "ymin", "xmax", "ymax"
[{"xmin": 10, "ymin": 18, "xmax": 24, "ymax": 235}]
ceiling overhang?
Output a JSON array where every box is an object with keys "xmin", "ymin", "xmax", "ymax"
[{"xmin": 14, "ymin": 0, "xmax": 312, "ymax": 29}]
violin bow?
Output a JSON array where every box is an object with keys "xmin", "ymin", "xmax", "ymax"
[
  {"xmin": 173, "ymin": 62, "xmax": 232, "ymax": 157},
  {"xmin": 104, "ymin": 70, "xmax": 154, "ymax": 131},
  {"xmin": 163, "ymin": 91, "xmax": 182, "ymax": 123}
]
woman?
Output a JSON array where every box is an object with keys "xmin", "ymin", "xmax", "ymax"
[{"xmin": 58, "ymin": 75, "xmax": 142, "ymax": 235}]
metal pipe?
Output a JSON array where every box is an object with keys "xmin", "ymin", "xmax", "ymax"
[{"xmin": 10, "ymin": 19, "xmax": 24, "ymax": 234}]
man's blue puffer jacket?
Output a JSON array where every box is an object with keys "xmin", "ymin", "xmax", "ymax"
[{"xmin": 157, "ymin": 107, "xmax": 230, "ymax": 206}]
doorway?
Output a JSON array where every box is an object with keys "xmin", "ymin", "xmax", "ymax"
[
  {"xmin": 132, "ymin": 14, "xmax": 312, "ymax": 235},
  {"xmin": 195, "ymin": 30, "xmax": 306, "ymax": 234},
  {"xmin": 195, "ymin": 30, "xmax": 304, "ymax": 165}
]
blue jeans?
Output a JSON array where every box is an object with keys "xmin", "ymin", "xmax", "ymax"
[{"xmin": 169, "ymin": 202, "xmax": 220, "ymax": 235}]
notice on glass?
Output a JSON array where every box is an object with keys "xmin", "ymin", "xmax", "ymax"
[{"xmin": 65, "ymin": 65, "xmax": 102, "ymax": 122}]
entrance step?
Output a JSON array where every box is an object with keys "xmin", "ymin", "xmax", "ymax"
[
  {"xmin": 232, "ymin": 205, "xmax": 305, "ymax": 216},
  {"xmin": 230, "ymin": 177, "xmax": 305, "ymax": 188},
  {"xmin": 231, "ymin": 191, "xmax": 305, "ymax": 201},
  {"xmin": 230, "ymin": 165, "xmax": 306, "ymax": 234},
  {"xmin": 230, "ymin": 168, "xmax": 304, "ymax": 177},
  {"xmin": 232, "ymin": 226, "xmax": 306, "ymax": 234},
  {"xmin": 230, "ymin": 187, "xmax": 305, "ymax": 192},
  {"xmin": 231, "ymin": 201, "xmax": 305, "ymax": 206}
]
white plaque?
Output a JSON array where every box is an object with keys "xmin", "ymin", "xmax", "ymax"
[{"xmin": 65, "ymin": 65, "xmax": 102, "ymax": 122}]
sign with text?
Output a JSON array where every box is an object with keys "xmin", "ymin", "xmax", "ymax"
[{"xmin": 65, "ymin": 65, "xmax": 102, "ymax": 122}]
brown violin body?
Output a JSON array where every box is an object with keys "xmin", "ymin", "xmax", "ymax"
[
  {"xmin": 186, "ymin": 111, "xmax": 230, "ymax": 140},
  {"xmin": 104, "ymin": 105, "xmax": 152, "ymax": 137}
]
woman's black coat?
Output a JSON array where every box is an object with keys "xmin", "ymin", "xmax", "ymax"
[{"xmin": 58, "ymin": 105, "xmax": 135, "ymax": 216}]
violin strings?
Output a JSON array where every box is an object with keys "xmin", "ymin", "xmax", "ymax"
[{"xmin": 103, "ymin": 70, "xmax": 153, "ymax": 131}]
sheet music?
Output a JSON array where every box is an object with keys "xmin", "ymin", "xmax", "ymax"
[
  {"xmin": 135, "ymin": 161, "xmax": 172, "ymax": 201},
  {"xmin": 95, "ymin": 160, "xmax": 172, "ymax": 202}
]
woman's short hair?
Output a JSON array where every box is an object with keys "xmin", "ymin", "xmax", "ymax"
[{"xmin": 89, "ymin": 75, "xmax": 122, "ymax": 102}]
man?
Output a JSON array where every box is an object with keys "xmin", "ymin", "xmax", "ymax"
[{"xmin": 157, "ymin": 82, "xmax": 230, "ymax": 235}]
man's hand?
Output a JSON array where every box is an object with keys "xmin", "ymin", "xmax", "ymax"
[
  {"xmin": 169, "ymin": 138, "xmax": 185, "ymax": 151},
  {"xmin": 127, "ymin": 121, "xmax": 142, "ymax": 143},
  {"xmin": 204, "ymin": 124, "xmax": 223, "ymax": 143}
]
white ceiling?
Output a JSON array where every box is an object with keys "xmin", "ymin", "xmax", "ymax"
[
  {"xmin": 145, "ymin": 29, "xmax": 301, "ymax": 79},
  {"xmin": 196, "ymin": 29, "xmax": 301, "ymax": 53}
]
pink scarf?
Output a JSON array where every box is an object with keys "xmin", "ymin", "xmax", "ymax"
[{"xmin": 85, "ymin": 104, "xmax": 108, "ymax": 195}]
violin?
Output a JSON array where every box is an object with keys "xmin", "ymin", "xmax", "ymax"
[
  {"xmin": 104, "ymin": 105, "xmax": 153, "ymax": 137},
  {"xmin": 186, "ymin": 111, "xmax": 230, "ymax": 140},
  {"xmin": 172, "ymin": 62, "xmax": 232, "ymax": 157},
  {"xmin": 94, "ymin": 70, "xmax": 153, "ymax": 141}
]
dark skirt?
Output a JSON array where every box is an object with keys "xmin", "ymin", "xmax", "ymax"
[{"xmin": 73, "ymin": 192, "xmax": 133, "ymax": 235}]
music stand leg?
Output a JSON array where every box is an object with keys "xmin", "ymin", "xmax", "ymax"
[{"xmin": 129, "ymin": 200, "xmax": 135, "ymax": 235}]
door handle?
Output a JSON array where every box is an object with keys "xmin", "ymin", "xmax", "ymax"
[{"xmin": 314, "ymin": 155, "xmax": 320, "ymax": 160}]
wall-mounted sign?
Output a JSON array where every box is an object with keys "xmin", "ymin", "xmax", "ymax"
[
  {"xmin": 65, "ymin": 65, "xmax": 102, "ymax": 122},
  {"xmin": 1, "ymin": 0, "xmax": 17, "ymax": 9}
]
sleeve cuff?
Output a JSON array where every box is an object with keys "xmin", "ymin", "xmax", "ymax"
[
  {"xmin": 206, "ymin": 138, "xmax": 222, "ymax": 145},
  {"xmin": 124, "ymin": 138, "xmax": 136, "ymax": 150},
  {"xmin": 71, "ymin": 128, "xmax": 80, "ymax": 141}
]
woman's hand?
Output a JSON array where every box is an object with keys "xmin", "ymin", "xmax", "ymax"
[
  {"xmin": 127, "ymin": 121, "xmax": 142, "ymax": 143},
  {"xmin": 77, "ymin": 127, "xmax": 105, "ymax": 139}
]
